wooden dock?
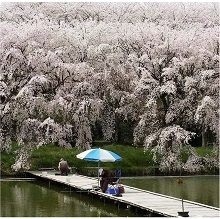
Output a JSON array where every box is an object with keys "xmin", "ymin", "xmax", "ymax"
[{"xmin": 25, "ymin": 171, "xmax": 220, "ymax": 217}]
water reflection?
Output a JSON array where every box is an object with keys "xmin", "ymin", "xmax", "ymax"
[
  {"xmin": 1, "ymin": 176, "xmax": 219, "ymax": 217},
  {"xmin": 121, "ymin": 175, "xmax": 219, "ymax": 208},
  {"xmin": 1, "ymin": 180, "xmax": 134, "ymax": 217}
]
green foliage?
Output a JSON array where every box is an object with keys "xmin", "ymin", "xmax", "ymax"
[
  {"xmin": 102, "ymin": 144, "xmax": 154, "ymax": 167},
  {"xmin": 30, "ymin": 144, "xmax": 83, "ymax": 169},
  {"xmin": 1, "ymin": 142, "xmax": 19, "ymax": 174},
  {"xmin": 30, "ymin": 144, "xmax": 153, "ymax": 171},
  {"xmin": 31, "ymin": 144, "xmax": 159, "ymax": 176},
  {"xmin": 181, "ymin": 148, "xmax": 190, "ymax": 163},
  {"xmin": 195, "ymin": 147, "xmax": 214, "ymax": 157},
  {"xmin": 1, "ymin": 143, "xmax": 216, "ymax": 176},
  {"xmin": 118, "ymin": 122, "xmax": 134, "ymax": 144}
]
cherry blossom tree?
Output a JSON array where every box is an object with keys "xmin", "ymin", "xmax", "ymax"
[
  {"xmin": 0, "ymin": 2, "xmax": 219, "ymax": 172},
  {"xmin": 131, "ymin": 18, "xmax": 219, "ymax": 171}
]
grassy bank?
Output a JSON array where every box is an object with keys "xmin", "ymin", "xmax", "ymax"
[
  {"xmin": 0, "ymin": 143, "xmax": 217, "ymax": 176},
  {"xmin": 30, "ymin": 144, "xmax": 155, "ymax": 176}
]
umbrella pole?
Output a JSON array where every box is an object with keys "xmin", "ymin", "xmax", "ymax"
[{"xmin": 98, "ymin": 161, "xmax": 100, "ymax": 187}]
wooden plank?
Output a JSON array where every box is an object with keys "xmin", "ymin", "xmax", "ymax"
[
  {"xmin": 26, "ymin": 171, "xmax": 220, "ymax": 218},
  {"xmin": 121, "ymin": 190, "xmax": 219, "ymax": 217}
]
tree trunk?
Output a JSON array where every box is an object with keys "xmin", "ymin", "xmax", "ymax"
[
  {"xmin": 114, "ymin": 114, "xmax": 119, "ymax": 143},
  {"xmin": 202, "ymin": 126, "xmax": 207, "ymax": 147}
]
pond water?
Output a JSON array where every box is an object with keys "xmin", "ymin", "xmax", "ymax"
[
  {"xmin": 1, "ymin": 175, "xmax": 219, "ymax": 217},
  {"xmin": 121, "ymin": 175, "xmax": 219, "ymax": 208},
  {"xmin": 0, "ymin": 180, "xmax": 134, "ymax": 217}
]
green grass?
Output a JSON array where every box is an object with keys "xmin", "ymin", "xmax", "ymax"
[
  {"xmin": 1, "ymin": 142, "xmax": 19, "ymax": 174},
  {"xmin": 30, "ymin": 144, "xmax": 84, "ymax": 169},
  {"xmin": 195, "ymin": 147, "xmax": 213, "ymax": 157},
  {"xmin": 0, "ymin": 143, "xmax": 217, "ymax": 176},
  {"xmin": 30, "ymin": 144, "xmax": 154, "ymax": 176}
]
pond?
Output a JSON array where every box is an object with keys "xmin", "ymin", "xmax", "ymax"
[
  {"xmin": 1, "ymin": 175, "xmax": 219, "ymax": 217},
  {"xmin": 0, "ymin": 179, "xmax": 134, "ymax": 217},
  {"xmin": 121, "ymin": 175, "xmax": 219, "ymax": 208}
]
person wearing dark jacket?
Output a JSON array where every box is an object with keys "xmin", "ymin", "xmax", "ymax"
[
  {"xmin": 100, "ymin": 169, "xmax": 115, "ymax": 193},
  {"xmin": 58, "ymin": 158, "xmax": 70, "ymax": 175}
]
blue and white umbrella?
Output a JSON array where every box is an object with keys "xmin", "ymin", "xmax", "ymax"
[
  {"xmin": 76, "ymin": 148, "xmax": 122, "ymax": 186},
  {"xmin": 76, "ymin": 148, "xmax": 122, "ymax": 162}
]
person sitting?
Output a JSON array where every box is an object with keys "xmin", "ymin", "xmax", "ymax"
[
  {"xmin": 58, "ymin": 158, "xmax": 70, "ymax": 176},
  {"xmin": 100, "ymin": 169, "xmax": 116, "ymax": 193}
]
